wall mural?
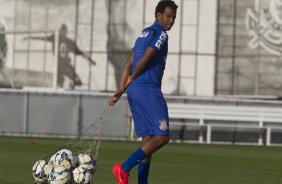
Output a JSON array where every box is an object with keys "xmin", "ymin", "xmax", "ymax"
[{"xmin": 246, "ymin": 0, "xmax": 282, "ymax": 55}]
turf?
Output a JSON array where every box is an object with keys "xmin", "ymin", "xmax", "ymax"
[{"xmin": 0, "ymin": 136, "xmax": 282, "ymax": 184}]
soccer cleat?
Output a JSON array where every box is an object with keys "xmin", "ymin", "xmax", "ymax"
[{"xmin": 112, "ymin": 163, "xmax": 130, "ymax": 184}]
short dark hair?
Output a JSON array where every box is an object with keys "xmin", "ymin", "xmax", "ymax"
[
  {"xmin": 60, "ymin": 24, "xmax": 68, "ymax": 31},
  {"xmin": 155, "ymin": 0, "xmax": 178, "ymax": 18}
]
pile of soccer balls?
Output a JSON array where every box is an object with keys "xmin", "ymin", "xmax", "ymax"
[{"xmin": 32, "ymin": 149, "xmax": 96, "ymax": 184}]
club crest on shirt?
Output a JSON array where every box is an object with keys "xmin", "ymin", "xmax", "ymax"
[{"xmin": 159, "ymin": 119, "xmax": 168, "ymax": 131}]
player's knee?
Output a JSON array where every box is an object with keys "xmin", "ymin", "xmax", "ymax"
[
  {"xmin": 160, "ymin": 136, "xmax": 170, "ymax": 145},
  {"xmin": 164, "ymin": 136, "xmax": 170, "ymax": 144}
]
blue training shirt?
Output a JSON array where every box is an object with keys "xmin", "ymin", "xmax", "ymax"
[{"xmin": 130, "ymin": 22, "xmax": 168, "ymax": 88}]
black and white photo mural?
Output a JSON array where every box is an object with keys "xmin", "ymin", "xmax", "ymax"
[{"xmin": 0, "ymin": 0, "xmax": 217, "ymax": 96}]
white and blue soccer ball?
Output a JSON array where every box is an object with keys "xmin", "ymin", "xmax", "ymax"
[
  {"xmin": 32, "ymin": 160, "xmax": 52, "ymax": 183},
  {"xmin": 48, "ymin": 165, "xmax": 72, "ymax": 184},
  {"xmin": 77, "ymin": 153, "xmax": 96, "ymax": 173},
  {"xmin": 50, "ymin": 149, "xmax": 76, "ymax": 169},
  {"xmin": 72, "ymin": 165, "xmax": 94, "ymax": 184}
]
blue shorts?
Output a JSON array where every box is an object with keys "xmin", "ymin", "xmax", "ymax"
[{"xmin": 127, "ymin": 86, "xmax": 169, "ymax": 138}]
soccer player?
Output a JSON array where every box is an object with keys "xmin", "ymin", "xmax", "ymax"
[
  {"xmin": 108, "ymin": 1, "xmax": 178, "ymax": 183},
  {"xmin": 0, "ymin": 17, "xmax": 8, "ymax": 70},
  {"xmin": 23, "ymin": 24, "xmax": 96, "ymax": 88}
]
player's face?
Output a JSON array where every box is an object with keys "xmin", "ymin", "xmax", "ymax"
[
  {"xmin": 157, "ymin": 7, "xmax": 177, "ymax": 31},
  {"xmin": 59, "ymin": 29, "xmax": 67, "ymax": 37}
]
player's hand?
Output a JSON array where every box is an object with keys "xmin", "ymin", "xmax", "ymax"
[
  {"xmin": 84, "ymin": 53, "xmax": 96, "ymax": 65},
  {"xmin": 125, "ymin": 76, "xmax": 134, "ymax": 88},
  {"xmin": 89, "ymin": 58, "xmax": 96, "ymax": 66},
  {"xmin": 108, "ymin": 89, "xmax": 124, "ymax": 106}
]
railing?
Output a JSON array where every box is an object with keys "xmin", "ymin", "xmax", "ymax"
[{"xmin": 167, "ymin": 97, "xmax": 282, "ymax": 146}]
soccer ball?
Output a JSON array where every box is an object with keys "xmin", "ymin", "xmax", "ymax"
[
  {"xmin": 32, "ymin": 160, "xmax": 52, "ymax": 183},
  {"xmin": 50, "ymin": 149, "xmax": 76, "ymax": 169},
  {"xmin": 77, "ymin": 153, "xmax": 96, "ymax": 173},
  {"xmin": 49, "ymin": 153, "xmax": 57, "ymax": 164},
  {"xmin": 48, "ymin": 165, "xmax": 72, "ymax": 184},
  {"xmin": 77, "ymin": 153, "xmax": 96, "ymax": 165},
  {"xmin": 73, "ymin": 165, "xmax": 94, "ymax": 184}
]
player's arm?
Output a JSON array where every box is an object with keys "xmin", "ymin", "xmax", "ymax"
[
  {"xmin": 22, "ymin": 35, "xmax": 51, "ymax": 41},
  {"xmin": 108, "ymin": 50, "xmax": 134, "ymax": 106},
  {"xmin": 126, "ymin": 47, "xmax": 155, "ymax": 87},
  {"xmin": 82, "ymin": 52, "xmax": 96, "ymax": 65},
  {"xmin": 3, "ymin": 38, "xmax": 7, "ymax": 56},
  {"xmin": 73, "ymin": 43, "xmax": 96, "ymax": 65}
]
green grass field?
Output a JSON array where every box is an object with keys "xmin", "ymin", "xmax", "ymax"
[{"xmin": 1, "ymin": 136, "xmax": 282, "ymax": 184}]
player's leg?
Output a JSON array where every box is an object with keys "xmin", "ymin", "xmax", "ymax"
[
  {"xmin": 119, "ymin": 135, "xmax": 169, "ymax": 183},
  {"xmin": 113, "ymin": 101, "xmax": 141, "ymax": 184},
  {"xmin": 57, "ymin": 69, "xmax": 64, "ymax": 87},
  {"xmin": 113, "ymin": 87, "xmax": 169, "ymax": 184},
  {"xmin": 120, "ymin": 146, "xmax": 147, "ymax": 173},
  {"xmin": 57, "ymin": 61, "xmax": 67, "ymax": 87},
  {"xmin": 138, "ymin": 136, "xmax": 169, "ymax": 184},
  {"xmin": 0, "ymin": 50, "xmax": 3, "ymax": 69},
  {"xmin": 138, "ymin": 139, "xmax": 152, "ymax": 184},
  {"xmin": 121, "ymin": 86, "xmax": 169, "ymax": 170},
  {"xmin": 119, "ymin": 93, "xmax": 150, "ymax": 174},
  {"xmin": 72, "ymin": 73, "xmax": 82, "ymax": 86},
  {"xmin": 62, "ymin": 61, "xmax": 82, "ymax": 86},
  {"xmin": 112, "ymin": 143, "xmax": 161, "ymax": 184},
  {"xmin": 140, "ymin": 135, "xmax": 170, "ymax": 154},
  {"xmin": 138, "ymin": 147, "xmax": 152, "ymax": 184}
]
